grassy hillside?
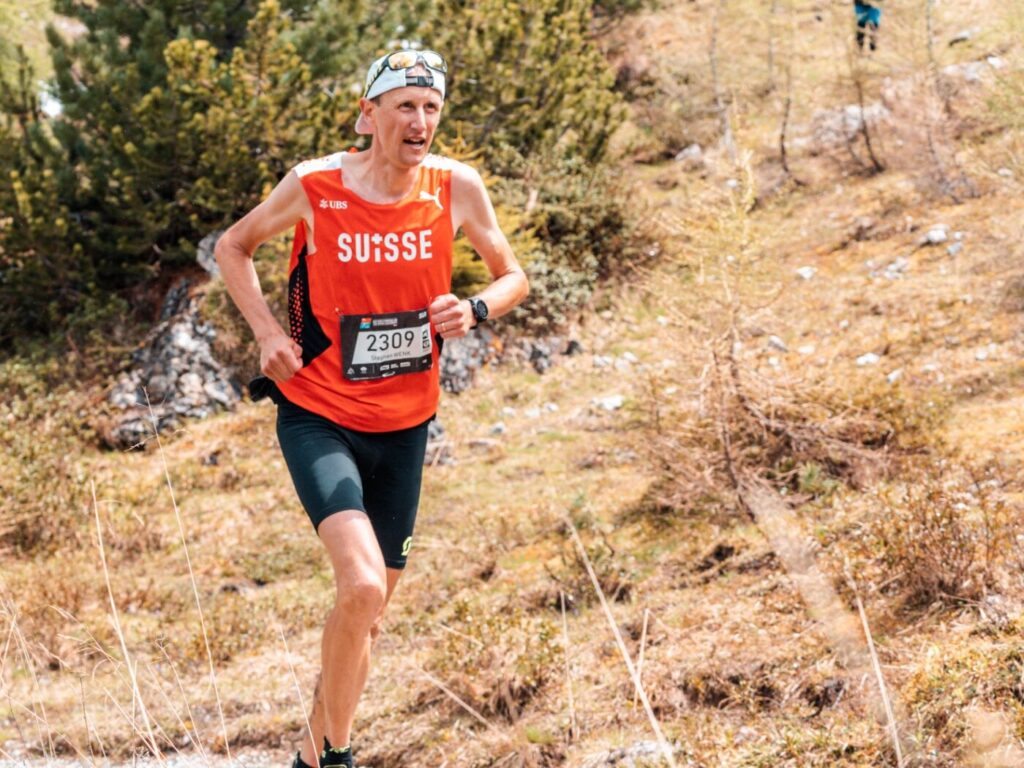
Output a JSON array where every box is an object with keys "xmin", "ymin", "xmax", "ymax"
[{"xmin": 3, "ymin": 0, "xmax": 1024, "ymax": 766}]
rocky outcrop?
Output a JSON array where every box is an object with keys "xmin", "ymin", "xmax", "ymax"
[{"xmin": 106, "ymin": 232, "xmax": 238, "ymax": 449}]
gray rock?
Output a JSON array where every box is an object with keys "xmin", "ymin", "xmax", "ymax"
[
  {"xmin": 498, "ymin": 334, "xmax": 565, "ymax": 374},
  {"xmin": 593, "ymin": 394, "xmax": 625, "ymax": 411},
  {"xmin": 159, "ymin": 280, "xmax": 192, "ymax": 321},
  {"xmin": 943, "ymin": 61, "xmax": 985, "ymax": 83},
  {"xmin": 197, "ymin": 230, "xmax": 223, "ymax": 277},
  {"xmin": 583, "ymin": 740, "xmax": 676, "ymax": 767},
  {"xmin": 881, "ymin": 256, "xmax": 910, "ymax": 280},
  {"xmin": 810, "ymin": 103, "xmax": 890, "ymax": 149},
  {"xmin": 439, "ymin": 326, "xmax": 499, "ymax": 394},
  {"xmin": 107, "ymin": 277, "xmax": 240, "ymax": 449},
  {"xmin": 674, "ymin": 143, "xmax": 702, "ymax": 162},
  {"xmin": 948, "ymin": 28, "xmax": 974, "ymax": 46},
  {"xmin": 923, "ymin": 225, "xmax": 949, "ymax": 245},
  {"xmin": 767, "ymin": 335, "xmax": 789, "ymax": 352},
  {"xmin": 425, "ymin": 419, "xmax": 454, "ymax": 465},
  {"xmin": 204, "ymin": 380, "xmax": 235, "ymax": 407}
]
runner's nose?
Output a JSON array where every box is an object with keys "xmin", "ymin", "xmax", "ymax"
[{"xmin": 410, "ymin": 106, "xmax": 426, "ymax": 131}]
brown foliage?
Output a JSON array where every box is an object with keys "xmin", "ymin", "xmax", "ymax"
[{"xmin": 640, "ymin": 335, "xmax": 930, "ymax": 519}]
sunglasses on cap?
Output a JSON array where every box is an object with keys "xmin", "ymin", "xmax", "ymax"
[{"xmin": 364, "ymin": 50, "xmax": 448, "ymax": 95}]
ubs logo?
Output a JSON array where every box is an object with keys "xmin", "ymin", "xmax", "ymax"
[{"xmin": 319, "ymin": 198, "xmax": 348, "ymax": 210}]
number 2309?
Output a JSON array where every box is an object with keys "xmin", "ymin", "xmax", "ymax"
[{"xmin": 366, "ymin": 330, "xmax": 418, "ymax": 352}]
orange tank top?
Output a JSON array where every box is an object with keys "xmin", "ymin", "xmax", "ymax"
[{"xmin": 276, "ymin": 152, "xmax": 455, "ymax": 432}]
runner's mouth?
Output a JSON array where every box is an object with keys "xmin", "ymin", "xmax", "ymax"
[{"xmin": 404, "ymin": 138, "xmax": 427, "ymax": 148}]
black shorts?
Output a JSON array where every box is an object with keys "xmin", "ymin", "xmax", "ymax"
[{"xmin": 272, "ymin": 394, "xmax": 430, "ymax": 570}]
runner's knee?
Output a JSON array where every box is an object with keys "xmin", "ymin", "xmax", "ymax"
[{"xmin": 335, "ymin": 577, "xmax": 386, "ymax": 619}]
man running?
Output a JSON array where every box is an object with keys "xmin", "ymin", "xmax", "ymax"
[
  {"xmin": 215, "ymin": 48, "xmax": 528, "ymax": 768},
  {"xmin": 854, "ymin": 0, "xmax": 882, "ymax": 52}
]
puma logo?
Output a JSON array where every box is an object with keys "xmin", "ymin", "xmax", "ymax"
[{"xmin": 419, "ymin": 186, "xmax": 443, "ymax": 210}]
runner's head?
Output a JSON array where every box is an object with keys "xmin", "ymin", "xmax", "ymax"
[{"xmin": 355, "ymin": 49, "xmax": 447, "ymax": 135}]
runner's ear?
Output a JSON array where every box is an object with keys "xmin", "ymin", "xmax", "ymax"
[{"xmin": 355, "ymin": 97, "xmax": 375, "ymax": 135}]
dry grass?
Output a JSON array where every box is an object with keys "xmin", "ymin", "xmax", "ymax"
[{"xmin": 4, "ymin": 0, "xmax": 1024, "ymax": 765}]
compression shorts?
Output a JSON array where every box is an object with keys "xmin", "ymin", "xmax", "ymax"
[{"xmin": 274, "ymin": 394, "xmax": 429, "ymax": 570}]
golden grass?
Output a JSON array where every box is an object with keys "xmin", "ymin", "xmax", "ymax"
[{"xmin": 4, "ymin": 0, "xmax": 1024, "ymax": 765}]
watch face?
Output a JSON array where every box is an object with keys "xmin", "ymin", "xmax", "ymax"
[{"xmin": 472, "ymin": 298, "xmax": 489, "ymax": 321}]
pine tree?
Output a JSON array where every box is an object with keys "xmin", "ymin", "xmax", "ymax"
[
  {"xmin": 0, "ymin": 47, "xmax": 87, "ymax": 345},
  {"xmin": 0, "ymin": 0, "xmax": 340, "ymax": 348},
  {"xmin": 427, "ymin": 0, "xmax": 622, "ymax": 172}
]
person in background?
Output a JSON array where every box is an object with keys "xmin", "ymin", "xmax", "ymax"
[{"xmin": 854, "ymin": 0, "xmax": 883, "ymax": 52}]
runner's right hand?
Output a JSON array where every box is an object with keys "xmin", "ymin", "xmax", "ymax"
[{"xmin": 259, "ymin": 332, "xmax": 303, "ymax": 382}]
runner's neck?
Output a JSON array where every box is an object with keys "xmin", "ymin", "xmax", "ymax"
[{"xmin": 342, "ymin": 150, "xmax": 421, "ymax": 205}]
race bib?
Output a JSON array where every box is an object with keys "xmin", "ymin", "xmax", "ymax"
[{"xmin": 340, "ymin": 308, "xmax": 433, "ymax": 381}]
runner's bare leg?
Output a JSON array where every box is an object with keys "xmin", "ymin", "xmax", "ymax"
[{"xmin": 299, "ymin": 544, "xmax": 401, "ymax": 765}]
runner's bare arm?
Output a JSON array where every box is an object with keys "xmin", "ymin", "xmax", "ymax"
[
  {"xmin": 431, "ymin": 163, "xmax": 529, "ymax": 337},
  {"xmin": 215, "ymin": 171, "xmax": 313, "ymax": 381}
]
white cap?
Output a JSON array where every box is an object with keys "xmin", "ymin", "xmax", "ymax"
[{"xmin": 354, "ymin": 51, "xmax": 447, "ymax": 135}]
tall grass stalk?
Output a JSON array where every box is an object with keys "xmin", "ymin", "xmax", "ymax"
[
  {"xmin": 3, "ymin": 611, "xmax": 91, "ymax": 764},
  {"xmin": 278, "ymin": 625, "xmax": 320, "ymax": 768},
  {"xmin": 0, "ymin": 607, "xmax": 14, "ymax": 680},
  {"xmin": 141, "ymin": 659, "xmax": 210, "ymax": 766},
  {"xmin": 52, "ymin": 602, "xmax": 157, "ymax": 754},
  {"xmin": 144, "ymin": 391, "xmax": 232, "ymax": 758},
  {"xmin": 91, "ymin": 480, "xmax": 163, "ymax": 759},
  {"xmin": 847, "ymin": 571, "xmax": 904, "ymax": 768},
  {"xmin": 563, "ymin": 514, "xmax": 677, "ymax": 768},
  {"xmin": 559, "ymin": 592, "xmax": 577, "ymax": 743},
  {"xmin": 158, "ymin": 645, "xmax": 210, "ymax": 765},
  {"xmin": 417, "ymin": 667, "xmax": 495, "ymax": 731},
  {"xmin": 632, "ymin": 608, "xmax": 650, "ymax": 711},
  {"xmin": 100, "ymin": 682, "xmax": 166, "ymax": 757},
  {"xmin": 78, "ymin": 676, "xmax": 106, "ymax": 763},
  {"xmin": 5, "ymin": 697, "xmax": 84, "ymax": 761},
  {"xmin": 6, "ymin": 598, "xmax": 57, "ymax": 758}
]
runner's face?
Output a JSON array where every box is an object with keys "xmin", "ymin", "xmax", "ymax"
[{"xmin": 368, "ymin": 85, "xmax": 443, "ymax": 166}]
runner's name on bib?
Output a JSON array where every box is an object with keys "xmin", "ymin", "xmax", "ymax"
[{"xmin": 340, "ymin": 309, "xmax": 433, "ymax": 381}]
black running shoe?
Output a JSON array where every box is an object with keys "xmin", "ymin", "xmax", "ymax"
[
  {"xmin": 292, "ymin": 751, "xmax": 316, "ymax": 768},
  {"xmin": 320, "ymin": 739, "xmax": 353, "ymax": 768}
]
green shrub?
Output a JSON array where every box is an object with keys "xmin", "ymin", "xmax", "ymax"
[
  {"xmin": 428, "ymin": 0, "xmax": 622, "ymax": 173},
  {"xmin": 509, "ymin": 155, "xmax": 655, "ymax": 331}
]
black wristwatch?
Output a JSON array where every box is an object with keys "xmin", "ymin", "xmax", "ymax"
[{"xmin": 468, "ymin": 297, "xmax": 489, "ymax": 327}]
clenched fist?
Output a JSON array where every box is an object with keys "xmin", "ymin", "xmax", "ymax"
[
  {"xmin": 260, "ymin": 332, "xmax": 303, "ymax": 382},
  {"xmin": 429, "ymin": 294, "xmax": 471, "ymax": 340}
]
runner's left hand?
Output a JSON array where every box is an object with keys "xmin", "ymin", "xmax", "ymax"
[{"xmin": 429, "ymin": 294, "xmax": 471, "ymax": 339}]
